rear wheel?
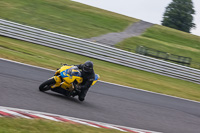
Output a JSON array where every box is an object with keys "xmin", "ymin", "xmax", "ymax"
[{"xmin": 39, "ymin": 78, "xmax": 56, "ymax": 92}]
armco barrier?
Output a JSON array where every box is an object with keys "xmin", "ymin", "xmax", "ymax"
[{"xmin": 0, "ymin": 19, "xmax": 200, "ymax": 84}]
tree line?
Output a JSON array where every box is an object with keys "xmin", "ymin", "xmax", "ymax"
[{"xmin": 162, "ymin": 0, "xmax": 195, "ymax": 33}]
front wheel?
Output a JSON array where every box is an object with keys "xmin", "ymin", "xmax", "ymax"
[{"xmin": 39, "ymin": 78, "xmax": 56, "ymax": 92}]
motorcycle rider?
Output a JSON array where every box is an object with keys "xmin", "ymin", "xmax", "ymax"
[
  {"xmin": 52, "ymin": 61, "xmax": 95, "ymax": 101},
  {"xmin": 75, "ymin": 61, "xmax": 95, "ymax": 101}
]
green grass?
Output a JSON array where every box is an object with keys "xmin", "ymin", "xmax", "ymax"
[
  {"xmin": 0, "ymin": 117, "xmax": 124, "ymax": 133},
  {"xmin": 0, "ymin": 0, "xmax": 138, "ymax": 38},
  {"xmin": 0, "ymin": 0, "xmax": 200, "ymax": 101},
  {"xmin": 1, "ymin": 0, "xmax": 200, "ymax": 132},
  {"xmin": 1, "ymin": 36, "xmax": 200, "ymax": 102},
  {"xmin": 115, "ymin": 25, "xmax": 200, "ymax": 68}
]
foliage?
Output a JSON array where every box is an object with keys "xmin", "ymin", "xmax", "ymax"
[{"xmin": 161, "ymin": 0, "xmax": 195, "ymax": 33}]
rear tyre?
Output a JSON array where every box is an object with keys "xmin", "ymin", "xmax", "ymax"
[{"xmin": 39, "ymin": 78, "xmax": 56, "ymax": 92}]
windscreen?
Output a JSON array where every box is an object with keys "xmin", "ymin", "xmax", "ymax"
[{"xmin": 67, "ymin": 66, "xmax": 81, "ymax": 77}]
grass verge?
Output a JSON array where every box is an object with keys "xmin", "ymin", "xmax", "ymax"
[
  {"xmin": 115, "ymin": 25, "xmax": 200, "ymax": 69},
  {"xmin": 0, "ymin": 36, "xmax": 200, "ymax": 102},
  {"xmin": 0, "ymin": 0, "xmax": 138, "ymax": 38},
  {"xmin": 0, "ymin": 117, "xmax": 124, "ymax": 133}
]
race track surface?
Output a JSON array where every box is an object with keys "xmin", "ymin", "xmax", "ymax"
[{"xmin": 0, "ymin": 59, "xmax": 200, "ymax": 133}]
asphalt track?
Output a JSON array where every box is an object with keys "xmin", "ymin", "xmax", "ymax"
[{"xmin": 0, "ymin": 58, "xmax": 200, "ymax": 133}]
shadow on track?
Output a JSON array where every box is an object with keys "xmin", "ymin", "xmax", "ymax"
[{"xmin": 41, "ymin": 91, "xmax": 99, "ymax": 108}]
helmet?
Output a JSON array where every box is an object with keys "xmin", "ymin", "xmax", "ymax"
[{"xmin": 83, "ymin": 61, "xmax": 93, "ymax": 73}]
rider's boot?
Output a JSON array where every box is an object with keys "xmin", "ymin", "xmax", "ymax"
[{"xmin": 78, "ymin": 88, "xmax": 89, "ymax": 101}]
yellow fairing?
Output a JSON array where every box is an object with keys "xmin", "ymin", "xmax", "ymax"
[
  {"xmin": 51, "ymin": 76, "xmax": 62, "ymax": 88},
  {"xmin": 92, "ymin": 74, "xmax": 100, "ymax": 86},
  {"xmin": 51, "ymin": 65, "xmax": 99, "ymax": 90},
  {"xmin": 52, "ymin": 66, "xmax": 83, "ymax": 91}
]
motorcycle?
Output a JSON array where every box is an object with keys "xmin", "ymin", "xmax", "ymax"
[{"xmin": 39, "ymin": 64, "xmax": 100, "ymax": 98}]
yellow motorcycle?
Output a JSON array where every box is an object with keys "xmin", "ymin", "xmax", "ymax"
[{"xmin": 39, "ymin": 64, "xmax": 100, "ymax": 97}]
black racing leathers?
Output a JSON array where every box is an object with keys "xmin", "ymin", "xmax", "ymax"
[{"xmin": 76, "ymin": 64, "xmax": 95, "ymax": 101}]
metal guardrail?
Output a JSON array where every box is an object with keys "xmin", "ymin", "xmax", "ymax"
[{"xmin": 0, "ymin": 19, "xmax": 200, "ymax": 84}]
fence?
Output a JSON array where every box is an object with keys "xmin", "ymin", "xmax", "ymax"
[
  {"xmin": 136, "ymin": 45, "xmax": 192, "ymax": 66},
  {"xmin": 0, "ymin": 19, "xmax": 200, "ymax": 84}
]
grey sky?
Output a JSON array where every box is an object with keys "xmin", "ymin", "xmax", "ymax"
[{"xmin": 72, "ymin": 0, "xmax": 200, "ymax": 36}]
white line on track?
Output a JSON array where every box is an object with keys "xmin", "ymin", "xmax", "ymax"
[
  {"xmin": 30, "ymin": 113, "xmax": 61, "ymax": 122},
  {"xmin": 0, "ymin": 109, "xmax": 31, "ymax": 119}
]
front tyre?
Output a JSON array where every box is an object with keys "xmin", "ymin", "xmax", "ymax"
[{"xmin": 39, "ymin": 78, "xmax": 56, "ymax": 92}]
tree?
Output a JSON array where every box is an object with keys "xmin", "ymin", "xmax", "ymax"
[{"xmin": 161, "ymin": 0, "xmax": 195, "ymax": 33}]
